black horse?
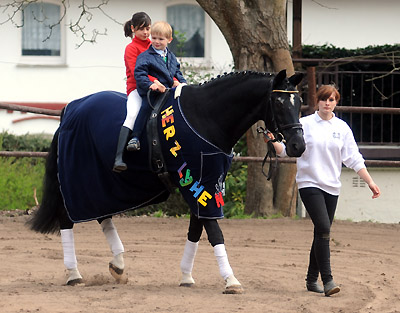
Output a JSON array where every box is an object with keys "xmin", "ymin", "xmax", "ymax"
[{"xmin": 28, "ymin": 69, "xmax": 305, "ymax": 293}]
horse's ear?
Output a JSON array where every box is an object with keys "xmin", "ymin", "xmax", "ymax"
[
  {"xmin": 288, "ymin": 72, "xmax": 304, "ymax": 87},
  {"xmin": 272, "ymin": 69, "xmax": 287, "ymax": 89}
]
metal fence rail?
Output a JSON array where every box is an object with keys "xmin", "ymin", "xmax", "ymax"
[
  {"xmin": 297, "ymin": 60, "xmax": 400, "ymax": 145},
  {"xmin": 0, "ymin": 102, "xmax": 61, "ymax": 116},
  {"xmin": 1, "ymin": 151, "xmax": 399, "ymax": 167},
  {"xmin": 1, "ymin": 89, "xmax": 400, "ymax": 167}
]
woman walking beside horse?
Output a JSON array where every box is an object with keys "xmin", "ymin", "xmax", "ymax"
[{"xmin": 269, "ymin": 84, "xmax": 381, "ymax": 296}]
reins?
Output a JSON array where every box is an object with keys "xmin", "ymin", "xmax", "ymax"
[
  {"xmin": 258, "ymin": 89, "xmax": 302, "ymax": 180},
  {"xmin": 257, "ymin": 126, "xmax": 279, "ymax": 180},
  {"xmin": 147, "ymin": 88, "xmax": 170, "ymax": 110}
]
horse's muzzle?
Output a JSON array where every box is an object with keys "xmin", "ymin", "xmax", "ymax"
[{"xmin": 285, "ymin": 133, "xmax": 306, "ymax": 157}]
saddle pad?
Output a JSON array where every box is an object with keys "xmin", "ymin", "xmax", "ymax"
[
  {"xmin": 57, "ymin": 90, "xmax": 232, "ymax": 222},
  {"xmin": 58, "ymin": 91, "xmax": 168, "ymax": 222}
]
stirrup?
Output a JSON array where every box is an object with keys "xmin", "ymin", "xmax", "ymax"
[{"xmin": 127, "ymin": 137, "xmax": 140, "ymax": 151}]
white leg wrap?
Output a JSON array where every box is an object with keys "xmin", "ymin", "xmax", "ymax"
[
  {"xmin": 66, "ymin": 268, "xmax": 83, "ymax": 285},
  {"xmin": 61, "ymin": 229, "xmax": 78, "ymax": 270},
  {"xmin": 101, "ymin": 218, "xmax": 124, "ymax": 256},
  {"xmin": 180, "ymin": 240, "xmax": 199, "ymax": 274},
  {"xmin": 214, "ymin": 244, "xmax": 233, "ymax": 280},
  {"xmin": 180, "ymin": 272, "xmax": 195, "ymax": 286},
  {"xmin": 111, "ymin": 252, "xmax": 125, "ymax": 270},
  {"xmin": 225, "ymin": 274, "xmax": 241, "ymax": 287}
]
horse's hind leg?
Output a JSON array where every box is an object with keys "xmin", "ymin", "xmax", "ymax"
[
  {"xmin": 60, "ymin": 227, "xmax": 84, "ymax": 286},
  {"xmin": 98, "ymin": 217, "xmax": 128, "ymax": 284}
]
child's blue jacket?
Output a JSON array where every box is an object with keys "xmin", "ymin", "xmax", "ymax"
[{"xmin": 135, "ymin": 46, "xmax": 186, "ymax": 97}]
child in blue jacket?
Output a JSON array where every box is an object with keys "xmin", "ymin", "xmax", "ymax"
[{"xmin": 128, "ymin": 21, "xmax": 186, "ymax": 151}]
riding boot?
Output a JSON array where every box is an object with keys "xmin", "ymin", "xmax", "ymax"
[
  {"xmin": 113, "ymin": 126, "xmax": 131, "ymax": 172},
  {"xmin": 306, "ymin": 265, "xmax": 323, "ymax": 293},
  {"xmin": 324, "ymin": 280, "xmax": 340, "ymax": 296},
  {"xmin": 306, "ymin": 279, "xmax": 324, "ymax": 293}
]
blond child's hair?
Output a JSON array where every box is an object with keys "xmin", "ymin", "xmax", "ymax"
[{"xmin": 151, "ymin": 21, "xmax": 173, "ymax": 39}]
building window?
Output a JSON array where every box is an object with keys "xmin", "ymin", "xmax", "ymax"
[
  {"xmin": 20, "ymin": 1, "xmax": 64, "ymax": 64},
  {"xmin": 167, "ymin": 4, "xmax": 205, "ymax": 58}
]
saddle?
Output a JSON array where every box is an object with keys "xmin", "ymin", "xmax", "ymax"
[{"xmin": 146, "ymin": 89, "xmax": 175, "ymax": 192}]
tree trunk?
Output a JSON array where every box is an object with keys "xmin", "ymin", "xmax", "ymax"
[{"xmin": 196, "ymin": 0, "xmax": 298, "ymax": 217}]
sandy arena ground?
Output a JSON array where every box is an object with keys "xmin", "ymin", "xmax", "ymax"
[{"xmin": 0, "ymin": 214, "xmax": 399, "ymax": 313}]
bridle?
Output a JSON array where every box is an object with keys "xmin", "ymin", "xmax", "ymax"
[
  {"xmin": 257, "ymin": 89, "xmax": 303, "ymax": 180},
  {"xmin": 267, "ymin": 89, "xmax": 303, "ymax": 141}
]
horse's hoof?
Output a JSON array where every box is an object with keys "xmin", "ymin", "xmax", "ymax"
[
  {"xmin": 66, "ymin": 268, "xmax": 84, "ymax": 286},
  {"xmin": 223, "ymin": 285, "xmax": 244, "ymax": 294},
  {"xmin": 109, "ymin": 263, "xmax": 128, "ymax": 284},
  {"xmin": 179, "ymin": 272, "xmax": 195, "ymax": 287},
  {"xmin": 223, "ymin": 274, "xmax": 243, "ymax": 294},
  {"xmin": 66, "ymin": 278, "xmax": 85, "ymax": 286}
]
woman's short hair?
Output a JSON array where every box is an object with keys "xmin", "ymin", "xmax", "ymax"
[{"xmin": 316, "ymin": 85, "xmax": 341, "ymax": 103}]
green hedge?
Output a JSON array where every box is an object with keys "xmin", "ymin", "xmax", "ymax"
[
  {"xmin": 0, "ymin": 132, "xmax": 49, "ymax": 211},
  {"xmin": 0, "ymin": 131, "xmax": 52, "ymax": 151},
  {"xmin": 0, "ymin": 157, "xmax": 45, "ymax": 211},
  {"xmin": 301, "ymin": 43, "xmax": 400, "ymax": 71}
]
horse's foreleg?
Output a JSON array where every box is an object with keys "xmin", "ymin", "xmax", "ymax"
[
  {"xmin": 179, "ymin": 240, "xmax": 199, "ymax": 287},
  {"xmin": 60, "ymin": 228, "xmax": 84, "ymax": 286},
  {"xmin": 100, "ymin": 218, "xmax": 128, "ymax": 284},
  {"xmin": 213, "ymin": 244, "xmax": 243, "ymax": 294},
  {"xmin": 202, "ymin": 219, "xmax": 243, "ymax": 294}
]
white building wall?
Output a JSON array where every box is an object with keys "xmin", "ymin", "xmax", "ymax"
[
  {"xmin": 287, "ymin": 0, "xmax": 400, "ymax": 48},
  {"xmin": 335, "ymin": 168, "xmax": 400, "ymax": 223},
  {"xmin": 2, "ymin": 0, "xmax": 399, "ymax": 106},
  {"xmin": 0, "ymin": 110, "xmax": 60, "ymax": 135},
  {"xmin": 0, "ymin": 0, "xmax": 232, "ymax": 105},
  {"xmin": 297, "ymin": 168, "xmax": 400, "ymax": 224}
]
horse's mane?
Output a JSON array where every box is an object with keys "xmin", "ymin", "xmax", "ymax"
[{"xmin": 197, "ymin": 71, "xmax": 273, "ymax": 87}]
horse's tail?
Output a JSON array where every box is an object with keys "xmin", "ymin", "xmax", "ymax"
[{"xmin": 27, "ymin": 129, "xmax": 65, "ymax": 234}]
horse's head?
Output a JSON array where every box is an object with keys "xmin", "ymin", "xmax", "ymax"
[{"xmin": 268, "ymin": 69, "xmax": 306, "ymax": 157}]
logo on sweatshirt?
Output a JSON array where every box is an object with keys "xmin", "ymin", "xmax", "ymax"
[{"xmin": 332, "ymin": 132, "xmax": 340, "ymax": 139}]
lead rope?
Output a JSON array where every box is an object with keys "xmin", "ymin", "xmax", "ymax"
[{"xmin": 257, "ymin": 126, "xmax": 279, "ymax": 181}]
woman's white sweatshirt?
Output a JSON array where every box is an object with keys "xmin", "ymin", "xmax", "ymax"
[{"xmin": 278, "ymin": 112, "xmax": 366, "ymax": 195}]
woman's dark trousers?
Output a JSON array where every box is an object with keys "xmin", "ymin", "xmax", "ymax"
[{"xmin": 299, "ymin": 187, "xmax": 338, "ymax": 284}]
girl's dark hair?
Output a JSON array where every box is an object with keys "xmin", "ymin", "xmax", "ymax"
[{"xmin": 124, "ymin": 12, "xmax": 151, "ymax": 38}]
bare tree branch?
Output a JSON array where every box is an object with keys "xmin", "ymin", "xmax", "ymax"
[
  {"xmin": 0, "ymin": 0, "xmax": 122, "ymax": 47},
  {"xmin": 310, "ymin": 0, "xmax": 338, "ymax": 10}
]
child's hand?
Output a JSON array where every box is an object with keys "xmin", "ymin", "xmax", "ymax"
[
  {"xmin": 172, "ymin": 81, "xmax": 180, "ymax": 88},
  {"xmin": 150, "ymin": 81, "xmax": 166, "ymax": 93}
]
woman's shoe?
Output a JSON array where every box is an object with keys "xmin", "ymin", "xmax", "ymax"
[
  {"xmin": 324, "ymin": 280, "xmax": 340, "ymax": 296},
  {"xmin": 306, "ymin": 280, "xmax": 324, "ymax": 293},
  {"xmin": 126, "ymin": 137, "xmax": 140, "ymax": 151}
]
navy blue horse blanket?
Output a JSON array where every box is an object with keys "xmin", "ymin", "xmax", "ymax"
[{"xmin": 57, "ymin": 90, "xmax": 232, "ymax": 222}]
